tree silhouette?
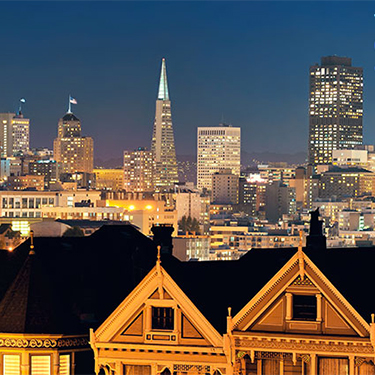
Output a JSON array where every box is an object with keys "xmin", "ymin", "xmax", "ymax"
[
  {"xmin": 178, "ymin": 215, "xmax": 200, "ymax": 234},
  {"xmin": 63, "ymin": 226, "xmax": 84, "ymax": 237}
]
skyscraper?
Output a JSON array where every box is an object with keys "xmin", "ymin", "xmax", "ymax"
[
  {"xmin": 0, "ymin": 112, "xmax": 30, "ymax": 157},
  {"xmin": 53, "ymin": 112, "xmax": 94, "ymax": 174},
  {"xmin": 0, "ymin": 113, "xmax": 14, "ymax": 157},
  {"xmin": 12, "ymin": 112, "xmax": 30, "ymax": 156},
  {"xmin": 123, "ymin": 147, "xmax": 154, "ymax": 192},
  {"xmin": 197, "ymin": 125, "xmax": 241, "ymax": 191},
  {"xmin": 151, "ymin": 58, "xmax": 178, "ymax": 192},
  {"xmin": 308, "ymin": 56, "xmax": 363, "ymax": 165}
]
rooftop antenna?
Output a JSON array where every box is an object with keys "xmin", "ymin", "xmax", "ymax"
[
  {"xmin": 220, "ymin": 113, "xmax": 225, "ymax": 126},
  {"xmin": 18, "ymin": 98, "xmax": 26, "ymax": 115}
]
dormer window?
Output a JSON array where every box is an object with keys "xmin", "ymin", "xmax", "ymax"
[
  {"xmin": 293, "ymin": 295, "xmax": 317, "ymax": 321},
  {"xmin": 152, "ymin": 307, "xmax": 174, "ymax": 330}
]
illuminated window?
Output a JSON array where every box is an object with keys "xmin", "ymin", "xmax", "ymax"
[
  {"xmin": 3, "ymin": 355, "xmax": 20, "ymax": 375},
  {"xmin": 59, "ymin": 355, "xmax": 70, "ymax": 375},
  {"xmin": 31, "ymin": 355, "xmax": 50, "ymax": 375}
]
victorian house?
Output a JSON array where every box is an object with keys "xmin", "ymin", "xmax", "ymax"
[
  {"xmin": 1, "ymin": 217, "xmax": 375, "ymax": 374},
  {"xmin": 0, "ymin": 225, "xmax": 158, "ymax": 375},
  {"xmin": 91, "ymin": 217, "xmax": 375, "ymax": 375}
]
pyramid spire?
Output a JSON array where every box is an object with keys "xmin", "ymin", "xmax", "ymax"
[{"xmin": 157, "ymin": 58, "xmax": 169, "ymax": 101}]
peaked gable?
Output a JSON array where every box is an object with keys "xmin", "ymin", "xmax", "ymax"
[
  {"xmin": 95, "ymin": 263, "xmax": 223, "ymax": 347},
  {"xmin": 232, "ymin": 251, "xmax": 369, "ymax": 338}
]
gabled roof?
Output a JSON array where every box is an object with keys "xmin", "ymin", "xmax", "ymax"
[
  {"xmin": 2, "ymin": 223, "xmax": 375, "ymax": 339},
  {"xmin": 161, "ymin": 246, "xmax": 375, "ymax": 334},
  {"xmin": 161, "ymin": 249, "xmax": 296, "ymax": 334},
  {"xmin": 0, "ymin": 225, "xmax": 157, "ymax": 334},
  {"xmin": 0, "ymin": 251, "xmax": 81, "ymax": 334},
  {"xmin": 0, "ymin": 224, "xmax": 11, "ymax": 235}
]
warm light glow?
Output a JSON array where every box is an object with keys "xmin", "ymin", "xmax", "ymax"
[
  {"xmin": 11, "ymin": 221, "xmax": 30, "ymax": 236},
  {"xmin": 146, "ymin": 205, "xmax": 153, "ymax": 210},
  {"xmin": 129, "ymin": 205, "xmax": 135, "ymax": 211}
]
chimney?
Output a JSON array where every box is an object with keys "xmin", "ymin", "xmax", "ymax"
[
  {"xmin": 151, "ymin": 224, "xmax": 174, "ymax": 255},
  {"xmin": 306, "ymin": 208, "xmax": 327, "ymax": 250}
]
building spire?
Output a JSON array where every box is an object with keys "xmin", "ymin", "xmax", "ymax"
[{"xmin": 157, "ymin": 58, "xmax": 169, "ymax": 101}]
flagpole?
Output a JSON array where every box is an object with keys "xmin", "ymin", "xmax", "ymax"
[{"xmin": 68, "ymin": 95, "xmax": 71, "ymax": 113}]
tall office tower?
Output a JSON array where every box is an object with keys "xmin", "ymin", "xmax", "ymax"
[
  {"xmin": 0, "ymin": 112, "xmax": 30, "ymax": 157},
  {"xmin": 53, "ymin": 112, "xmax": 94, "ymax": 174},
  {"xmin": 197, "ymin": 125, "xmax": 241, "ymax": 191},
  {"xmin": 211, "ymin": 169, "xmax": 239, "ymax": 204},
  {"xmin": 124, "ymin": 147, "xmax": 154, "ymax": 192},
  {"xmin": 0, "ymin": 113, "xmax": 14, "ymax": 157},
  {"xmin": 12, "ymin": 112, "xmax": 30, "ymax": 156},
  {"xmin": 151, "ymin": 58, "xmax": 178, "ymax": 192},
  {"xmin": 308, "ymin": 56, "xmax": 363, "ymax": 165}
]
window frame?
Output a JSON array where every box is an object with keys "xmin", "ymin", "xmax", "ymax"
[
  {"xmin": 292, "ymin": 294, "xmax": 318, "ymax": 321},
  {"xmin": 151, "ymin": 306, "xmax": 174, "ymax": 331}
]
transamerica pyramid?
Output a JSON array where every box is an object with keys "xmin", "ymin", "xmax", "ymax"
[{"xmin": 151, "ymin": 58, "xmax": 179, "ymax": 191}]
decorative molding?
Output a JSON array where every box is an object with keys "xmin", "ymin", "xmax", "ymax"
[
  {"xmin": 234, "ymin": 257, "xmax": 299, "ymax": 329},
  {"xmin": 299, "ymin": 354, "xmax": 310, "ymax": 363},
  {"xmin": 0, "ymin": 337, "xmax": 88, "ymax": 349},
  {"xmin": 173, "ymin": 364, "xmax": 210, "ymax": 373},
  {"xmin": 303, "ymin": 256, "xmax": 370, "ymax": 334},
  {"xmin": 292, "ymin": 275, "xmax": 314, "ymax": 286},
  {"xmin": 234, "ymin": 338, "xmax": 374, "ymax": 355},
  {"xmin": 96, "ymin": 269, "xmax": 158, "ymax": 338},
  {"xmin": 156, "ymin": 271, "xmax": 223, "ymax": 347}
]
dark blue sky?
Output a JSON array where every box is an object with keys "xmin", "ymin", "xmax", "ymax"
[{"xmin": 0, "ymin": 1, "xmax": 374, "ymax": 159}]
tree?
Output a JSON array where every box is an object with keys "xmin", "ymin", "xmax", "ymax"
[
  {"xmin": 191, "ymin": 218, "xmax": 200, "ymax": 234},
  {"xmin": 63, "ymin": 226, "xmax": 84, "ymax": 237},
  {"xmin": 178, "ymin": 215, "xmax": 201, "ymax": 235},
  {"xmin": 179, "ymin": 216, "xmax": 188, "ymax": 232}
]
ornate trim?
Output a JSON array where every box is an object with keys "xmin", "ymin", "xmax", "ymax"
[
  {"xmin": 0, "ymin": 337, "xmax": 88, "ymax": 349},
  {"xmin": 292, "ymin": 275, "xmax": 314, "ymax": 286},
  {"xmin": 303, "ymin": 256, "xmax": 369, "ymax": 334},
  {"xmin": 173, "ymin": 364, "xmax": 210, "ymax": 373},
  {"xmin": 97, "ymin": 269, "xmax": 158, "ymax": 338},
  {"xmin": 235, "ymin": 338, "xmax": 374, "ymax": 355},
  {"xmin": 234, "ymin": 258, "xmax": 299, "ymax": 329}
]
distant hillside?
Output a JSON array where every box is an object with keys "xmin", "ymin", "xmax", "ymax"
[
  {"xmin": 241, "ymin": 151, "xmax": 307, "ymax": 166},
  {"xmin": 94, "ymin": 157, "xmax": 123, "ymax": 169},
  {"xmin": 94, "ymin": 151, "xmax": 307, "ymax": 170},
  {"xmin": 178, "ymin": 152, "xmax": 307, "ymax": 166}
]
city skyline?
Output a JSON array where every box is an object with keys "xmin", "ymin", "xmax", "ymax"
[{"xmin": 0, "ymin": 2, "xmax": 374, "ymax": 160}]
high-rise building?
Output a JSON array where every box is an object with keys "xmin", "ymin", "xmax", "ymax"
[
  {"xmin": 265, "ymin": 181, "xmax": 296, "ymax": 223},
  {"xmin": 11, "ymin": 113, "xmax": 30, "ymax": 156},
  {"xmin": 197, "ymin": 125, "xmax": 241, "ymax": 191},
  {"xmin": 0, "ymin": 112, "xmax": 30, "ymax": 157},
  {"xmin": 0, "ymin": 113, "xmax": 14, "ymax": 157},
  {"xmin": 211, "ymin": 169, "xmax": 239, "ymax": 204},
  {"xmin": 308, "ymin": 56, "xmax": 363, "ymax": 165},
  {"xmin": 53, "ymin": 112, "xmax": 94, "ymax": 174},
  {"xmin": 151, "ymin": 58, "xmax": 178, "ymax": 192},
  {"xmin": 123, "ymin": 147, "xmax": 154, "ymax": 192},
  {"xmin": 319, "ymin": 167, "xmax": 374, "ymax": 199},
  {"xmin": 29, "ymin": 160, "xmax": 60, "ymax": 189}
]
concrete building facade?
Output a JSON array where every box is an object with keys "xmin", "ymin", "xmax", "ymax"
[{"xmin": 197, "ymin": 125, "xmax": 241, "ymax": 191}]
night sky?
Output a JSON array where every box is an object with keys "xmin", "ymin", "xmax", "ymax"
[{"xmin": 0, "ymin": 1, "xmax": 374, "ymax": 160}]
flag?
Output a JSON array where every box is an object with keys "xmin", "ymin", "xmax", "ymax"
[
  {"xmin": 20, "ymin": 98, "xmax": 26, "ymax": 103},
  {"xmin": 69, "ymin": 97, "xmax": 78, "ymax": 104}
]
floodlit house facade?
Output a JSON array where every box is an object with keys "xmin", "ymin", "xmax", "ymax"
[{"xmin": 92, "ymin": 231, "xmax": 375, "ymax": 374}]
